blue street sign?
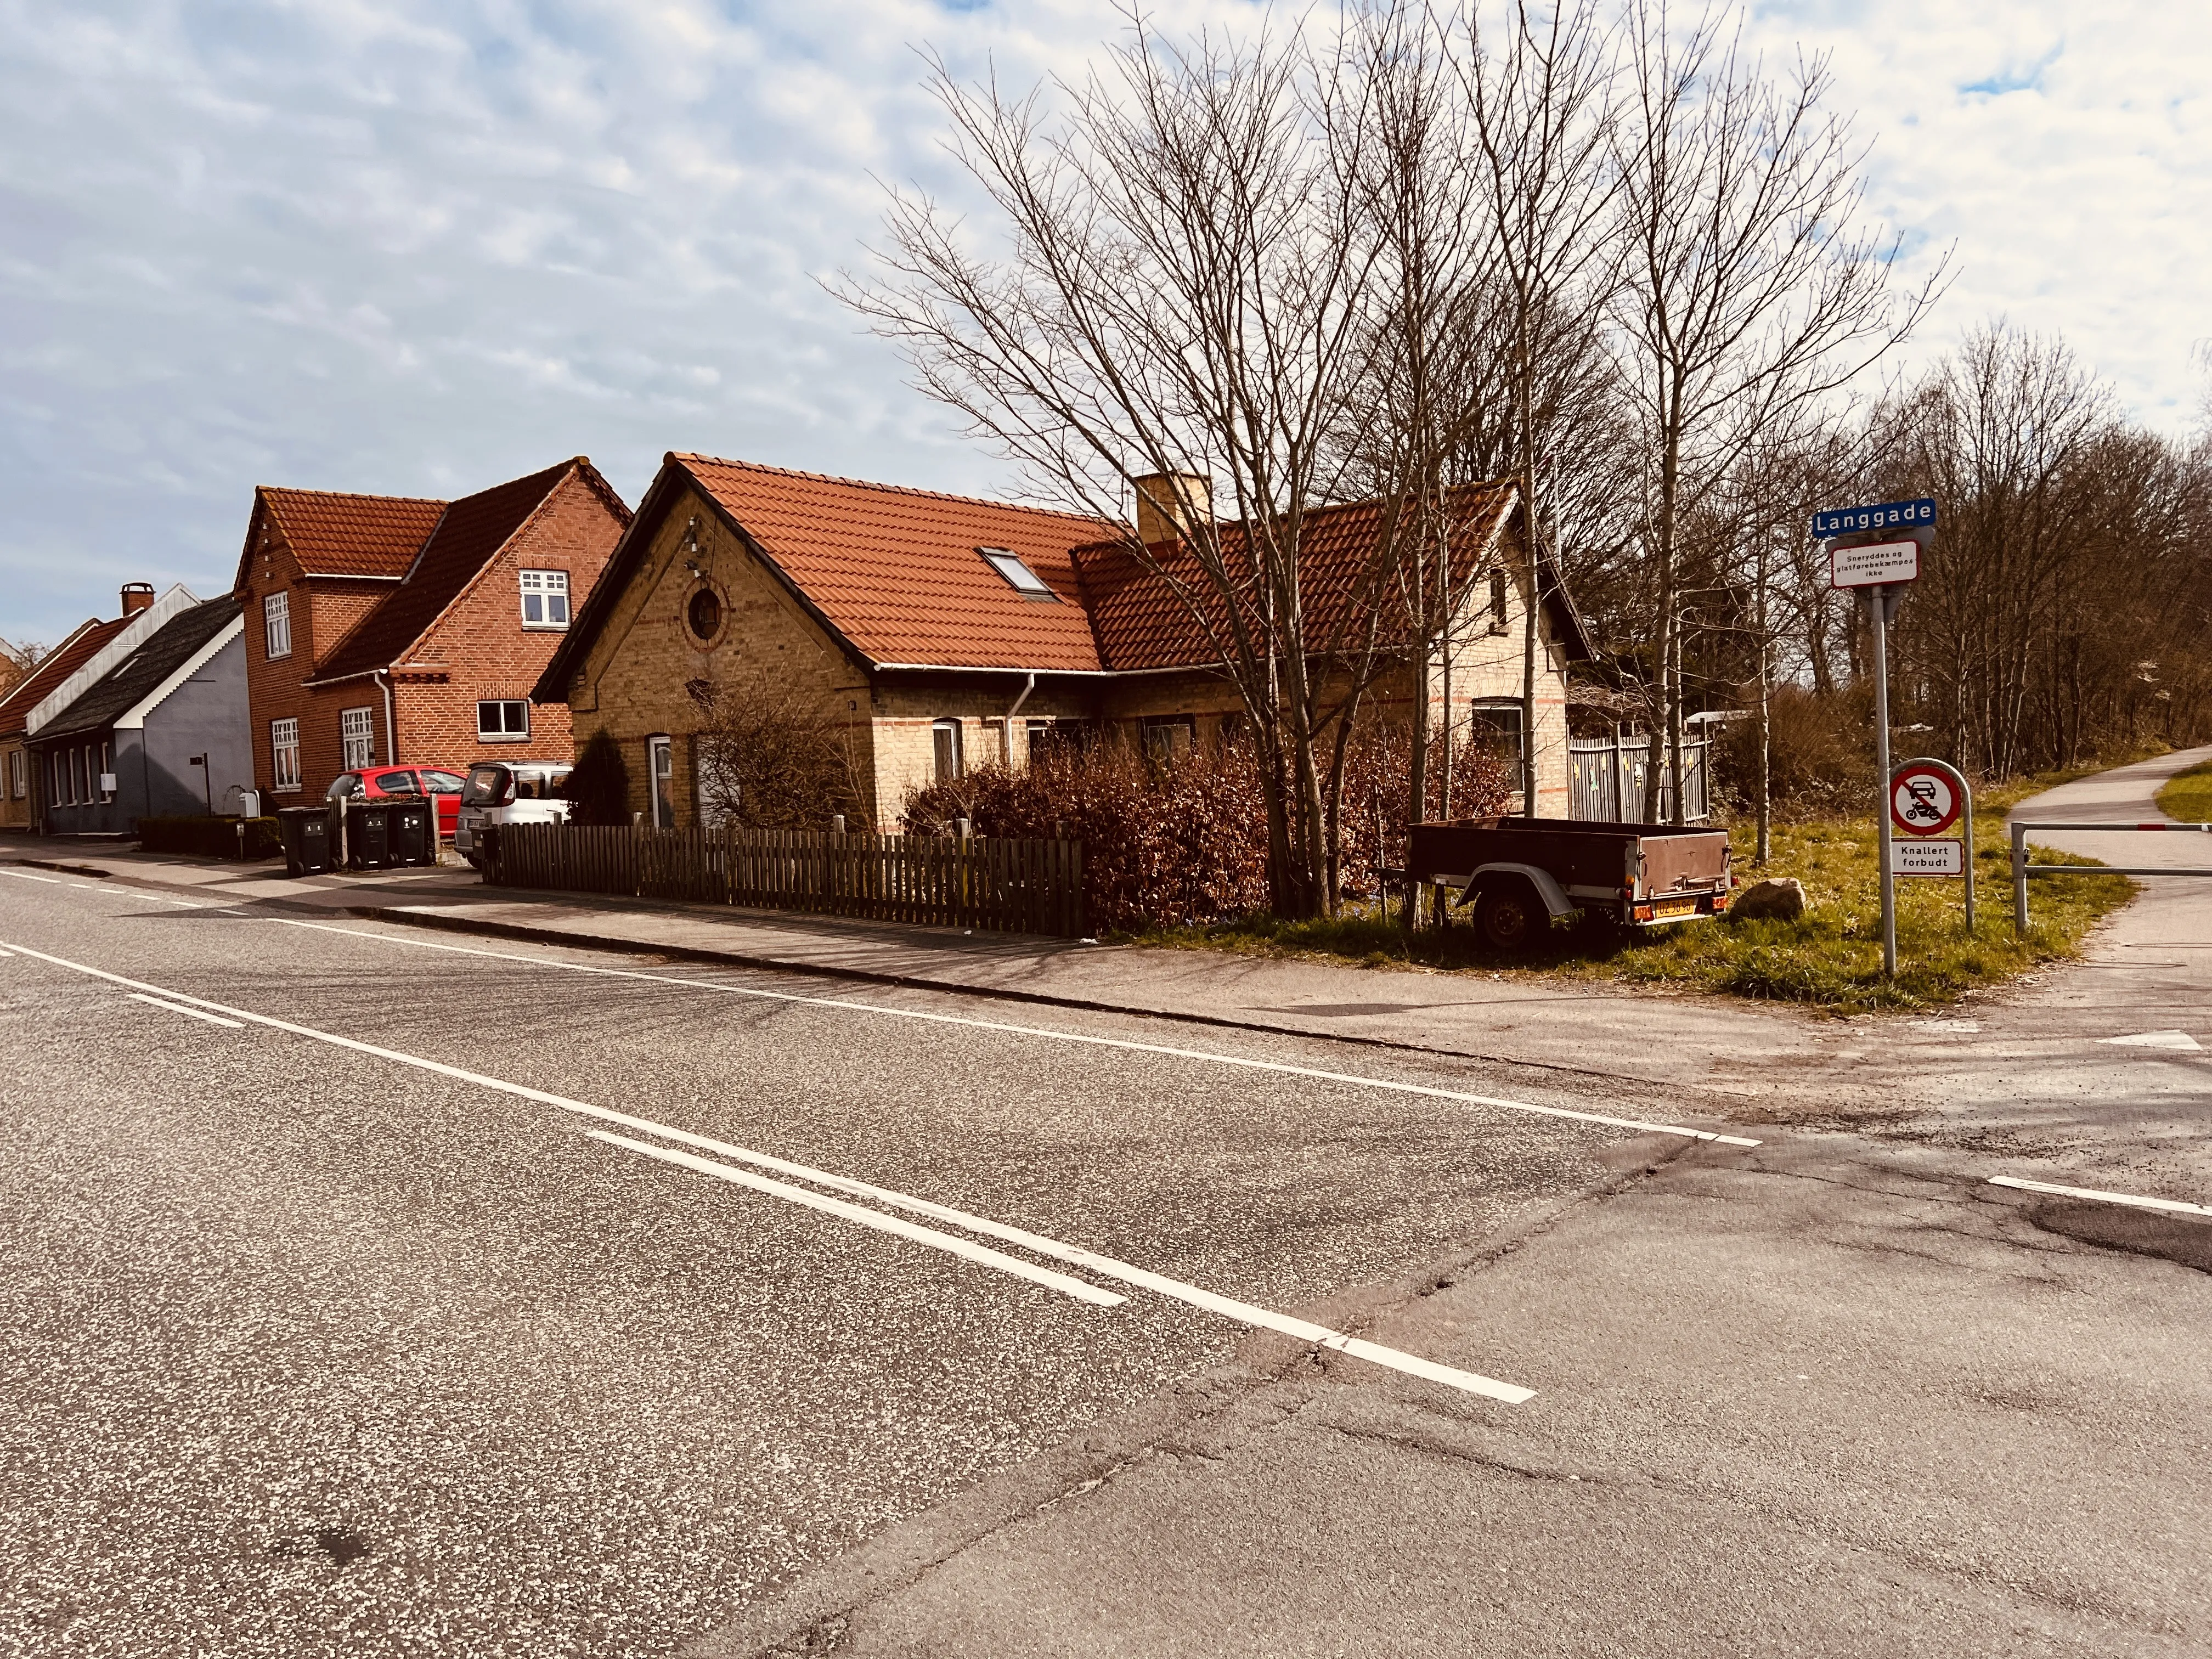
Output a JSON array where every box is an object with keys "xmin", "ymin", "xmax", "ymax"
[{"xmin": 1812, "ymin": 497, "xmax": 1937, "ymax": 538}]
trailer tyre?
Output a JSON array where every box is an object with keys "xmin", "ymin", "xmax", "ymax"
[{"xmin": 1475, "ymin": 881, "xmax": 1541, "ymax": 953}]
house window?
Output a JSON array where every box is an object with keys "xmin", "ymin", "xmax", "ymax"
[
  {"xmin": 1141, "ymin": 716, "xmax": 1196, "ymax": 764},
  {"xmin": 686, "ymin": 585, "xmax": 724, "ymax": 645},
  {"xmin": 8, "ymin": 749, "xmax": 22, "ymax": 799},
  {"xmin": 99, "ymin": 741, "xmax": 113, "ymax": 800},
  {"xmin": 1468, "ymin": 700, "xmax": 1526, "ymax": 765},
  {"xmin": 932, "ymin": 719, "xmax": 963, "ymax": 783},
  {"xmin": 340, "ymin": 706, "xmax": 376, "ymax": 769},
  {"xmin": 270, "ymin": 718, "xmax": 301, "ymax": 792},
  {"xmin": 647, "ymin": 734, "xmax": 674, "ymax": 827},
  {"xmin": 264, "ymin": 591, "xmax": 292, "ymax": 659},
  {"xmin": 477, "ymin": 701, "xmax": 530, "ymax": 742},
  {"xmin": 978, "ymin": 546, "xmax": 1057, "ymax": 599},
  {"xmin": 1488, "ymin": 568, "xmax": 1508, "ymax": 635},
  {"xmin": 520, "ymin": 569, "xmax": 570, "ymax": 629}
]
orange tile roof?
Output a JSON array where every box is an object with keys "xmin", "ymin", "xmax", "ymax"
[
  {"xmin": 257, "ymin": 487, "xmax": 448, "ymax": 579},
  {"xmin": 0, "ymin": 616, "xmax": 131, "ymax": 739},
  {"xmin": 676, "ymin": 456, "xmax": 1114, "ymax": 672}
]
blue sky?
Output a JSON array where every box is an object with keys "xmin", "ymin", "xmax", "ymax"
[{"xmin": 2, "ymin": 0, "xmax": 2205, "ymax": 646}]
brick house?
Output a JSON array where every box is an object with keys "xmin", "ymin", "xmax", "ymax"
[
  {"xmin": 233, "ymin": 458, "xmax": 630, "ymax": 803},
  {"xmin": 534, "ymin": 454, "xmax": 1587, "ymax": 830},
  {"xmin": 0, "ymin": 585, "xmax": 153, "ymax": 831}
]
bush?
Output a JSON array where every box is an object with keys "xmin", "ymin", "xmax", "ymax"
[
  {"xmin": 901, "ymin": 724, "xmax": 1513, "ymax": 933},
  {"xmin": 562, "ymin": 730, "xmax": 633, "ymax": 826},
  {"xmin": 138, "ymin": 815, "xmax": 281, "ymax": 860},
  {"xmin": 1720, "ymin": 685, "xmax": 1880, "ymax": 819}
]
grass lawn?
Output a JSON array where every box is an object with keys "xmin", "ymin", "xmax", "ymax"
[
  {"xmin": 2155, "ymin": 760, "xmax": 2212, "ymax": 825},
  {"xmin": 1133, "ymin": 777, "xmax": 2136, "ymax": 1014}
]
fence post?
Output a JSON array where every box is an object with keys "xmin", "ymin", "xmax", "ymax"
[{"xmin": 2011, "ymin": 819, "xmax": 2029, "ymax": 936}]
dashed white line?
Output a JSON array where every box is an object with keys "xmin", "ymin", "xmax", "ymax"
[
  {"xmin": 127, "ymin": 991, "xmax": 246, "ymax": 1029},
  {"xmin": 1989, "ymin": 1175, "xmax": 2211, "ymax": 1219},
  {"xmin": 0, "ymin": 935, "xmax": 1534, "ymax": 1402},
  {"xmin": 259, "ymin": 917, "xmax": 1763, "ymax": 1150}
]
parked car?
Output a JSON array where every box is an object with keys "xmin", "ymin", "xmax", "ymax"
[
  {"xmin": 325, "ymin": 765, "xmax": 467, "ymax": 839},
  {"xmin": 1404, "ymin": 816, "xmax": 1734, "ymax": 951},
  {"xmin": 456, "ymin": 760, "xmax": 575, "ymax": 866}
]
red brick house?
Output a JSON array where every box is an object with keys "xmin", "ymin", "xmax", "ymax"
[{"xmin": 234, "ymin": 458, "xmax": 630, "ymax": 802}]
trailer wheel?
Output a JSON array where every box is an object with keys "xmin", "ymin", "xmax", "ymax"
[{"xmin": 1475, "ymin": 881, "xmax": 1541, "ymax": 953}]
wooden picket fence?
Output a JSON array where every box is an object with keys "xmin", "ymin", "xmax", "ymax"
[{"xmin": 483, "ymin": 822, "xmax": 1085, "ymax": 938}]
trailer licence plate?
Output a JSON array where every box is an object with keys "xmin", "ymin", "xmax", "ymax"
[{"xmin": 1652, "ymin": 896, "xmax": 1700, "ymax": 920}]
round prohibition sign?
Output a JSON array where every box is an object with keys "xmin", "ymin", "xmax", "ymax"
[{"xmin": 1891, "ymin": 763, "xmax": 1961, "ymax": 836}]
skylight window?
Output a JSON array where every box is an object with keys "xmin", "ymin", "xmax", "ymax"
[{"xmin": 978, "ymin": 546, "xmax": 1057, "ymax": 599}]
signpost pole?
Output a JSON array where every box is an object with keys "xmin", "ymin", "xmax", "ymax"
[{"xmin": 1869, "ymin": 584, "xmax": 1897, "ymax": 977}]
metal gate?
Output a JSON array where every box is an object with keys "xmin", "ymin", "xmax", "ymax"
[{"xmin": 1569, "ymin": 732, "xmax": 1712, "ymax": 823}]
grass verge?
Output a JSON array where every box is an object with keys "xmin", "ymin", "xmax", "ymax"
[
  {"xmin": 1129, "ymin": 779, "xmax": 2135, "ymax": 1014},
  {"xmin": 2154, "ymin": 760, "xmax": 2212, "ymax": 825}
]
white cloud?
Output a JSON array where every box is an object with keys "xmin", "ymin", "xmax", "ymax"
[{"xmin": 0, "ymin": 0, "xmax": 2204, "ymax": 641}]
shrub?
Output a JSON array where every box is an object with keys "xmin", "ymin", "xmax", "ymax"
[
  {"xmin": 562, "ymin": 729, "xmax": 632, "ymax": 826},
  {"xmin": 138, "ymin": 815, "xmax": 281, "ymax": 860},
  {"xmin": 901, "ymin": 723, "xmax": 1513, "ymax": 932}
]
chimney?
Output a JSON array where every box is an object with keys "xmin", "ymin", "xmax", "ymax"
[
  {"xmin": 1131, "ymin": 473, "xmax": 1210, "ymax": 547},
  {"xmin": 120, "ymin": 582, "xmax": 155, "ymax": 616}
]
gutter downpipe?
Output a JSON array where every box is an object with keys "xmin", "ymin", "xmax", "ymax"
[
  {"xmin": 375, "ymin": 669, "xmax": 398, "ymax": 764},
  {"xmin": 1003, "ymin": 672, "xmax": 1037, "ymax": 764}
]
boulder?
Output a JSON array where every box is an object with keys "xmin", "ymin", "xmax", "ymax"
[{"xmin": 1730, "ymin": 876, "xmax": 1807, "ymax": 923}]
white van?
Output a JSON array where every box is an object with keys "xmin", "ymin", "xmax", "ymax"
[{"xmin": 456, "ymin": 760, "xmax": 574, "ymax": 865}]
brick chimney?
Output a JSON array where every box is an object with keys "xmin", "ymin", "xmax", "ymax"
[
  {"xmin": 1132, "ymin": 473, "xmax": 1210, "ymax": 546},
  {"xmin": 120, "ymin": 582, "xmax": 155, "ymax": 616}
]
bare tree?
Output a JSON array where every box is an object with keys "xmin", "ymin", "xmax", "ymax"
[
  {"xmin": 692, "ymin": 682, "xmax": 871, "ymax": 832},
  {"xmin": 1610, "ymin": 2, "xmax": 1944, "ymax": 821},
  {"xmin": 839, "ymin": 22, "xmax": 1406, "ymax": 917}
]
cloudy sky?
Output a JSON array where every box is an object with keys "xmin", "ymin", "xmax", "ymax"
[{"xmin": 2, "ymin": 0, "xmax": 2205, "ymax": 646}]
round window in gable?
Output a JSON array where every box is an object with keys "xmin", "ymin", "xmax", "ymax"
[{"xmin": 686, "ymin": 585, "xmax": 725, "ymax": 645}]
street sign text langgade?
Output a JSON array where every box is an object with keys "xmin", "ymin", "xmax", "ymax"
[{"xmin": 1811, "ymin": 498, "xmax": 1937, "ymax": 538}]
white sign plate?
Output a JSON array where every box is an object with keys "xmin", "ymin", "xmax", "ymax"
[
  {"xmin": 1831, "ymin": 538, "xmax": 1920, "ymax": 589},
  {"xmin": 1889, "ymin": 837, "xmax": 1963, "ymax": 877}
]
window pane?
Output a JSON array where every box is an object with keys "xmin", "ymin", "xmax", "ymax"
[
  {"xmin": 549, "ymin": 592, "xmax": 569, "ymax": 625},
  {"xmin": 523, "ymin": 593, "xmax": 544, "ymax": 623}
]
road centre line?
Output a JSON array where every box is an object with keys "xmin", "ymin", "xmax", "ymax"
[
  {"xmin": 590, "ymin": 1131, "xmax": 1124, "ymax": 1307},
  {"xmin": 1989, "ymin": 1174, "xmax": 2212, "ymax": 1219},
  {"xmin": 128, "ymin": 991, "xmax": 246, "ymax": 1029},
  {"xmin": 259, "ymin": 917, "xmax": 1762, "ymax": 1150},
  {"xmin": 0, "ymin": 934, "xmax": 1534, "ymax": 1403}
]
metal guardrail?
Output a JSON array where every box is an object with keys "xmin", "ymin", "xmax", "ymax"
[{"xmin": 2009, "ymin": 820, "xmax": 2212, "ymax": 934}]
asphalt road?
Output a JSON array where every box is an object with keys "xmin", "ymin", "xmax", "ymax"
[{"xmin": 0, "ymin": 871, "xmax": 1681, "ymax": 1657}]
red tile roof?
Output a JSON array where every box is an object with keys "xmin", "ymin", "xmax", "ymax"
[
  {"xmin": 676, "ymin": 456, "xmax": 1115, "ymax": 672},
  {"xmin": 0, "ymin": 616, "xmax": 131, "ymax": 739},
  {"xmin": 256, "ymin": 487, "xmax": 448, "ymax": 579},
  {"xmin": 308, "ymin": 459, "xmax": 592, "ymax": 684}
]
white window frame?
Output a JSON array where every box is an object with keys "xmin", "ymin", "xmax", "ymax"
[
  {"xmin": 647, "ymin": 734, "xmax": 674, "ymax": 827},
  {"xmin": 519, "ymin": 569, "xmax": 570, "ymax": 630},
  {"xmin": 932, "ymin": 718, "xmax": 963, "ymax": 783},
  {"xmin": 477, "ymin": 700, "xmax": 531, "ymax": 743},
  {"xmin": 340, "ymin": 706, "xmax": 376, "ymax": 769},
  {"xmin": 98, "ymin": 740, "xmax": 114, "ymax": 801},
  {"xmin": 264, "ymin": 590, "xmax": 292, "ymax": 659},
  {"xmin": 270, "ymin": 718, "xmax": 301, "ymax": 792},
  {"xmin": 8, "ymin": 748, "xmax": 21, "ymax": 799}
]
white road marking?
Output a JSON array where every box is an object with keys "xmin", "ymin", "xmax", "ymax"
[
  {"xmin": 127, "ymin": 991, "xmax": 245, "ymax": 1029},
  {"xmin": 0, "ymin": 934, "xmax": 1536, "ymax": 1403},
  {"xmin": 0, "ymin": 943, "xmax": 14, "ymax": 956},
  {"xmin": 595, "ymin": 1111, "xmax": 1538, "ymax": 1404},
  {"xmin": 0, "ymin": 868, "xmax": 63, "ymax": 883},
  {"xmin": 591, "ymin": 1130, "xmax": 1125, "ymax": 1308},
  {"xmin": 259, "ymin": 917, "xmax": 1763, "ymax": 1149},
  {"xmin": 1989, "ymin": 1175, "xmax": 2212, "ymax": 1219},
  {"xmin": 2097, "ymin": 1030, "xmax": 2202, "ymax": 1052}
]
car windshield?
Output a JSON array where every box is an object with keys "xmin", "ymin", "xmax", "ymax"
[
  {"xmin": 421, "ymin": 770, "xmax": 465, "ymax": 793},
  {"xmin": 371, "ymin": 770, "xmax": 420, "ymax": 794},
  {"xmin": 461, "ymin": 765, "xmax": 509, "ymax": 806}
]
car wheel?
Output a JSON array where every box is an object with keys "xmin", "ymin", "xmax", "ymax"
[{"xmin": 1476, "ymin": 883, "xmax": 1539, "ymax": 953}]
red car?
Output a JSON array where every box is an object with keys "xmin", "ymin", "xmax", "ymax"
[{"xmin": 326, "ymin": 766, "xmax": 468, "ymax": 839}]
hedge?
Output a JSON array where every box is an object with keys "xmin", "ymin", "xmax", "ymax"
[{"xmin": 138, "ymin": 814, "xmax": 283, "ymax": 860}]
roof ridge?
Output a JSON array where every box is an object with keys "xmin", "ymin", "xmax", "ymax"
[
  {"xmin": 258, "ymin": 484, "xmax": 450, "ymax": 506},
  {"xmin": 671, "ymin": 453, "xmax": 1114, "ymax": 529}
]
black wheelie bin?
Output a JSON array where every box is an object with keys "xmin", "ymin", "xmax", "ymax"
[{"xmin": 276, "ymin": 806, "xmax": 332, "ymax": 877}]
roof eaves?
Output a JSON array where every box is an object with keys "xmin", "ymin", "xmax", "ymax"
[
  {"xmin": 0, "ymin": 618, "xmax": 100, "ymax": 725},
  {"xmin": 532, "ymin": 455, "xmax": 689, "ymax": 704}
]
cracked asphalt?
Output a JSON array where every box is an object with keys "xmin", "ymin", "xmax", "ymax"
[{"xmin": 1, "ymin": 871, "xmax": 1651, "ymax": 1657}]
